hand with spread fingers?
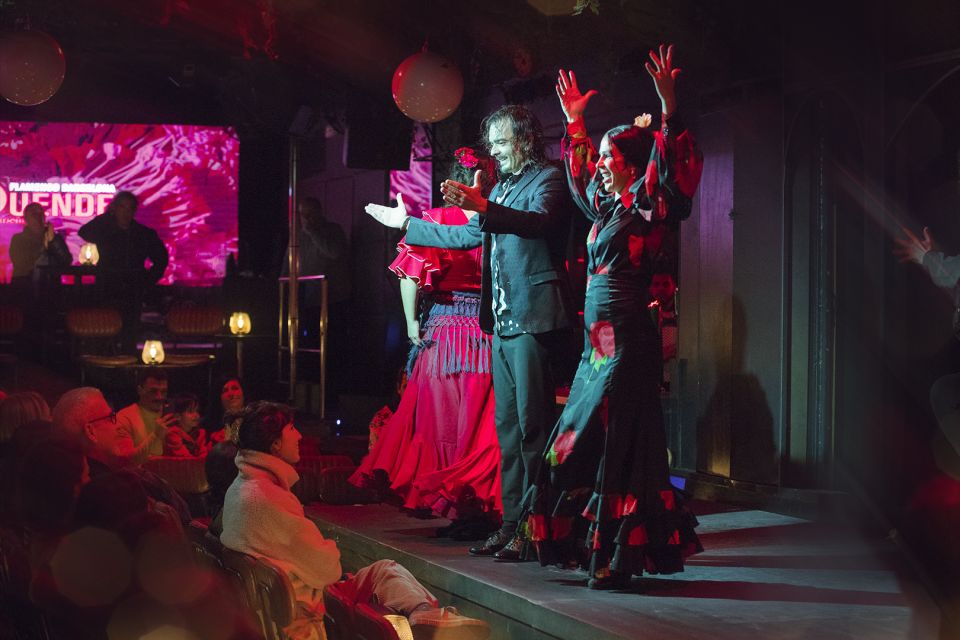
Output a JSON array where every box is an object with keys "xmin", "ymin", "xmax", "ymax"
[
  {"xmin": 645, "ymin": 43, "xmax": 681, "ymax": 118},
  {"xmin": 441, "ymin": 169, "xmax": 487, "ymax": 213},
  {"xmin": 365, "ymin": 193, "xmax": 410, "ymax": 229},
  {"xmin": 556, "ymin": 68, "xmax": 598, "ymax": 124},
  {"xmin": 894, "ymin": 226, "xmax": 935, "ymax": 264}
]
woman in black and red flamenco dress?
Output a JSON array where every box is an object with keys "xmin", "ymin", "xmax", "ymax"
[
  {"xmin": 350, "ymin": 151, "xmax": 502, "ymax": 539},
  {"xmin": 525, "ymin": 46, "xmax": 703, "ymax": 589}
]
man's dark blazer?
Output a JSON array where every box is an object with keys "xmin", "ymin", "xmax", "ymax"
[{"xmin": 405, "ymin": 163, "xmax": 573, "ymax": 335}]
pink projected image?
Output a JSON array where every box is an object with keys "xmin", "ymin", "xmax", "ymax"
[{"xmin": 0, "ymin": 121, "xmax": 239, "ymax": 285}]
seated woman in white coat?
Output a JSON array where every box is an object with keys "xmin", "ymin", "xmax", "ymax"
[{"xmin": 220, "ymin": 401, "xmax": 489, "ymax": 640}]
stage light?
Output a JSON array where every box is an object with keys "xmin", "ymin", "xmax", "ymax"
[
  {"xmin": 141, "ymin": 340, "xmax": 165, "ymax": 365},
  {"xmin": 0, "ymin": 30, "xmax": 66, "ymax": 106},
  {"xmin": 384, "ymin": 615, "xmax": 414, "ymax": 640},
  {"xmin": 392, "ymin": 51, "xmax": 463, "ymax": 123},
  {"xmin": 79, "ymin": 242, "xmax": 99, "ymax": 265},
  {"xmin": 229, "ymin": 311, "xmax": 251, "ymax": 335}
]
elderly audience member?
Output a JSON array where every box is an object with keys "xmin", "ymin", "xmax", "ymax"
[{"xmin": 51, "ymin": 386, "xmax": 190, "ymax": 525}]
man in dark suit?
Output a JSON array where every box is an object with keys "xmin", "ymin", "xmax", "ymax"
[
  {"xmin": 78, "ymin": 191, "xmax": 169, "ymax": 349},
  {"xmin": 366, "ymin": 105, "xmax": 574, "ymax": 561}
]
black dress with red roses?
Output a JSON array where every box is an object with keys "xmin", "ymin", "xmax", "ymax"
[{"xmin": 524, "ymin": 116, "xmax": 703, "ymax": 579}]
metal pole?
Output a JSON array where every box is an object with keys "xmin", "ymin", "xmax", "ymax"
[
  {"xmin": 236, "ymin": 339, "xmax": 244, "ymax": 380},
  {"xmin": 287, "ymin": 137, "xmax": 300, "ymax": 402},
  {"xmin": 319, "ymin": 277, "xmax": 327, "ymax": 419},
  {"xmin": 277, "ymin": 279, "xmax": 285, "ymax": 383}
]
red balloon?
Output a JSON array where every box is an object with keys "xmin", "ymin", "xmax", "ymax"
[
  {"xmin": 391, "ymin": 52, "xmax": 464, "ymax": 123},
  {"xmin": 0, "ymin": 31, "xmax": 66, "ymax": 107}
]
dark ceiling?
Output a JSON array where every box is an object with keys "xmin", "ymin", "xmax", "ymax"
[{"xmin": 0, "ymin": 0, "xmax": 957, "ymax": 136}]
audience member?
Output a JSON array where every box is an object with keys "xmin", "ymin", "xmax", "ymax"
[
  {"xmin": 209, "ymin": 374, "xmax": 245, "ymax": 443},
  {"xmin": 9, "ymin": 203, "xmax": 71, "ymax": 288},
  {"xmin": 14, "ymin": 436, "xmax": 89, "ymax": 535},
  {"xmin": 0, "ymin": 392, "xmax": 53, "ymax": 521},
  {"xmin": 51, "ymin": 387, "xmax": 190, "ymax": 525},
  {"xmin": 205, "ymin": 439, "xmax": 239, "ymax": 533},
  {"xmin": 117, "ymin": 369, "xmax": 175, "ymax": 463},
  {"xmin": 0, "ymin": 390, "xmax": 51, "ymax": 443},
  {"xmin": 77, "ymin": 191, "xmax": 169, "ymax": 348},
  {"xmin": 649, "ymin": 269, "xmax": 679, "ymax": 392},
  {"xmin": 163, "ymin": 392, "xmax": 208, "ymax": 457},
  {"xmin": 68, "ymin": 467, "xmax": 261, "ymax": 640},
  {"xmin": 221, "ymin": 401, "xmax": 490, "ymax": 640}
]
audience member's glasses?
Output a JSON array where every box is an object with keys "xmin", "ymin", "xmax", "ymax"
[{"xmin": 88, "ymin": 411, "xmax": 117, "ymax": 425}]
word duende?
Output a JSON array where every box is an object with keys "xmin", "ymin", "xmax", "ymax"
[{"xmin": 0, "ymin": 181, "xmax": 118, "ymax": 219}]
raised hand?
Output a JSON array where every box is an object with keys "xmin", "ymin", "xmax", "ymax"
[
  {"xmin": 645, "ymin": 44, "xmax": 681, "ymax": 117},
  {"xmin": 365, "ymin": 193, "xmax": 410, "ymax": 229},
  {"xmin": 441, "ymin": 169, "xmax": 487, "ymax": 213},
  {"xmin": 556, "ymin": 69, "xmax": 598, "ymax": 124},
  {"xmin": 893, "ymin": 226, "xmax": 934, "ymax": 264}
]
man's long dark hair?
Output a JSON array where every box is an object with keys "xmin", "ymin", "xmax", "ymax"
[{"xmin": 482, "ymin": 104, "xmax": 548, "ymax": 171}]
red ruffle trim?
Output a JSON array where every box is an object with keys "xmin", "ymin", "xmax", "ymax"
[
  {"xmin": 527, "ymin": 513, "xmax": 574, "ymax": 542},
  {"xmin": 389, "ymin": 238, "xmax": 444, "ymax": 292},
  {"xmin": 583, "ymin": 489, "xmax": 676, "ymax": 521}
]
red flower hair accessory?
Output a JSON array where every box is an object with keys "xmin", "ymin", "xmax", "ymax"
[{"xmin": 454, "ymin": 146, "xmax": 479, "ymax": 169}]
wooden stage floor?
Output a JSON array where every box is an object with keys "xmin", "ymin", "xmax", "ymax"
[{"xmin": 306, "ymin": 501, "xmax": 941, "ymax": 640}]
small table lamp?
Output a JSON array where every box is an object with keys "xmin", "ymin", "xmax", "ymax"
[
  {"xmin": 79, "ymin": 242, "xmax": 99, "ymax": 266},
  {"xmin": 141, "ymin": 340, "xmax": 165, "ymax": 365},
  {"xmin": 229, "ymin": 312, "xmax": 252, "ymax": 377}
]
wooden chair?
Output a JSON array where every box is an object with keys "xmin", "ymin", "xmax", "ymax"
[
  {"xmin": 165, "ymin": 304, "xmax": 224, "ymax": 353},
  {"xmin": 293, "ymin": 454, "xmax": 355, "ymax": 504},
  {"xmin": 65, "ymin": 307, "xmax": 123, "ymax": 354},
  {"xmin": 353, "ymin": 602, "xmax": 403, "ymax": 640},
  {"xmin": 252, "ymin": 557, "xmax": 298, "ymax": 640},
  {"xmin": 219, "ymin": 546, "xmax": 261, "ymax": 614},
  {"xmin": 143, "ymin": 456, "xmax": 210, "ymax": 517},
  {"xmin": 65, "ymin": 307, "xmax": 136, "ymax": 383},
  {"xmin": 323, "ymin": 581, "xmax": 357, "ymax": 640}
]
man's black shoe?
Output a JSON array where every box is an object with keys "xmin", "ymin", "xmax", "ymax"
[
  {"xmin": 468, "ymin": 528, "xmax": 513, "ymax": 556},
  {"xmin": 492, "ymin": 532, "xmax": 531, "ymax": 562}
]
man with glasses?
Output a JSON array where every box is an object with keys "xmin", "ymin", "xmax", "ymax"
[
  {"xmin": 52, "ymin": 387, "xmax": 190, "ymax": 524},
  {"xmin": 366, "ymin": 105, "xmax": 574, "ymax": 561}
]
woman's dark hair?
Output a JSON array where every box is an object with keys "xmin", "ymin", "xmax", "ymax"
[
  {"xmin": 169, "ymin": 392, "xmax": 199, "ymax": 416},
  {"xmin": 205, "ymin": 440, "xmax": 239, "ymax": 516},
  {"xmin": 237, "ymin": 401, "xmax": 293, "ymax": 453},
  {"xmin": 449, "ymin": 148, "xmax": 498, "ymax": 198},
  {"xmin": 604, "ymin": 124, "xmax": 656, "ymax": 170},
  {"xmin": 482, "ymin": 105, "xmax": 547, "ymax": 170}
]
